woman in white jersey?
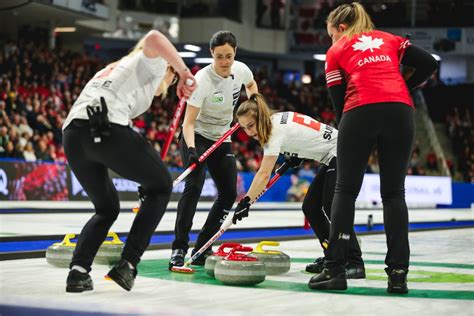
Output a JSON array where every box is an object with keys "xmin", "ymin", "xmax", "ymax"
[
  {"xmin": 62, "ymin": 30, "xmax": 196, "ymax": 293},
  {"xmin": 234, "ymin": 93, "xmax": 365, "ymax": 278},
  {"xmin": 168, "ymin": 31, "xmax": 258, "ymax": 268}
]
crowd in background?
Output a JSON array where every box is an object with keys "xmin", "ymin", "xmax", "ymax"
[
  {"xmin": 1, "ymin": 40, "xmax": 471, "ymax": 189},
  {"xmin": 0, "ymin": 40, "xmax": 102, "ymax": 164},
  {"xmin": 445, "ymin": 106, "xmax": 473, "ymax": 183}
]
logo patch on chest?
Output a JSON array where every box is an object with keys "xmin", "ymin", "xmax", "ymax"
[{"xmin": 211, "ymin": 91, "xmax": 224, "ymax": 105}]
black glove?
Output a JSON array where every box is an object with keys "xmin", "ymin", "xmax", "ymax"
[
  {"xmin": 186, "ymin": 147, "xmax": 200, "ymax": 168},
  {"xmin": 86, "ymin": 97, "xmax": 111, "ymax": 143},
  {"xmin": 285, "ymin": 156, "xmax": 304, "ymax": 168},
  {"xmin": 232, "ymin": 196, "xmax": 251, "ymax": 224}
]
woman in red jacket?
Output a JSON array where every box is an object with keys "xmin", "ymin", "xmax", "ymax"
[{"xmin": 308, "ymin": 2, "xmax": 438, "ymax": 293}]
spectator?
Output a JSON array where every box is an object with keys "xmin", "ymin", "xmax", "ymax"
[
  {"xmin": 256, "ymin": 0, "xmax": 267, "ymax": 27},
  {"xmin": 297, "ymin": 161, "xmax": 316, "ymax": 179},
  {"xmin": 23, "ymin": 142, "xmax": 37, "ymax": 161},
  {"xmin": 0, "ymin": 141, "xmax": 15, "ymax": 158},
  {"xmin": 426, "ymin": 151, "xmax": 438, "ymax": 171},
  {"xmin": 287, "ymin": 174, "xmax": 309, "ymax": 202},
  {"xmin": 0, "ymin": 126, "xmax": 9, "ymax": 153},
  {"xmin": 270, "ymin": 0, "xmax": 284, "ymax": 28},
  {"xmin": 409, "ymin": 151, "xmax": 421, "ymax": 174},
  {"xmin": 36, "ymin": 140, "xmax": 52, "ymax": 161}
]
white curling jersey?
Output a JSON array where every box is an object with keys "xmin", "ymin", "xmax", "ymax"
[
  {"xmin": 63, "ymin": 51, "xmax": 167, "ymax": 130},
  {"xmin": 264, "ymin": 112, "xmax": 337, "ymax": 165},
  {"xmin": 187, "ymin": 61, "xmax": 253, "ymax": 142}
]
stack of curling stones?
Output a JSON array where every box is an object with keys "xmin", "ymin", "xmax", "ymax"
[
  {"xmin": 205, "ymin": 242, "xmax": 241, "ymax": 277},
  {"xmin": 249, "ymin": 241, "xmax": 291, "ymax": 275},
  {"xmin": 46, "ymin": 232, "xmax": 124, "ymax": 268},
  {"xmin": 214, "ymin": 245, "xmax": 266, "ymax": 285}
]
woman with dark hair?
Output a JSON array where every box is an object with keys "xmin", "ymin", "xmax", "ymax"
[
  {"xmin": 308, "ymin": 2, "xmax": 438, "ymax": 293},
  {"xmin": 62, "ymin": 30, "xmax": 196, "ymax": 292},
  {"xmin": 234, "ymin": 93, "xmax": 365, "ymax": 279},
  {"xmin": 168, "ymin": 30, "xmax": 259, "ymax": 269}
]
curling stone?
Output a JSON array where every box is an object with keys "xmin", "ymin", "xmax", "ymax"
[
  {"xmin": 205, "ymin": 242, "xmax": 241, "ymax": 277},
  {"xmin": 249, "ymin": 241, "xmax": 290, "ymax": 275},
  {"xmin": 214, "ymin": 246, "xmax": 266, "ymax": 286},
  {"xmin": 46, "ymin": 232, "xmax": 123, "ymax": 268},
  {"xmin": 95, "ymin": 232, "xmax": 124, "ymax": 265}
]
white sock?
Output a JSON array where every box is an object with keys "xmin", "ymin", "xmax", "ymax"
[
  {"xmin": 126, "ymin": 260, "xmax": 135, "ymax": 270},
  {"xmin": 71, "ymin": 265, "xmax": 87, "ymax": 273}
]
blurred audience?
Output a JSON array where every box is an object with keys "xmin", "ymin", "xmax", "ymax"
[
  {"xmin": 0, "ymin": 39, "xmax": 102, "ymax": 164},
  {"xmin": 1, "ymin": 39, "xmax": 470, "ymax": 188},
  {"xmin": 445, "ymin": 106, "xmax": 473, "ymax": 182}
]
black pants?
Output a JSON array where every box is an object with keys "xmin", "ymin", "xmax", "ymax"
[
  {"xmin": 302, "ymin": 157, "xmax": 363, "ymax": 265},
  {"xmin": 63, "ymin": 120, "xmax": 172, "ymax": 271},
  {"xmin": 172, "ymin": 133, "xmax": 237, "ymax": 252},
  {"xmin": 326, "ymin": 103, "xmax": 414, "ymax": 272}
]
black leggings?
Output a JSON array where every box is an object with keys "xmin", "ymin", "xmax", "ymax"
[
  {"xmin": 326, "ymin": 102, "xmax": 414, "ymax": 272},
  {"xmin": 63, "ymin": 120, "xmax": 172, "ymax": 271},
  {"xmin": 302, "ymin": 157, "xmax": 362, "ymax": 264},
  {"xmin": 172, "ymin": 133, "xmax": 237, "ymax": 252}
]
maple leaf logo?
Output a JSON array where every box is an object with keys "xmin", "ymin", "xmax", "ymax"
[{"xmin": 352, "ymin": 35, "xmax": 384, "ymax": 52}]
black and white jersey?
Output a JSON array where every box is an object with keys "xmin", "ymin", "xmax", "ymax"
[
  {"xmin": 63, "ymin": 51, "xmax": 167, "ymax": 130},
  {"xmin": 264, "ymin": 112, "xmax": 337, "ymax": 165},
  {"xmin": 188, "ymin": 61, "xmax": 253, "ymax": 142}
]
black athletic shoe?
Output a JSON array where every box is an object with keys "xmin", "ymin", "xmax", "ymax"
[
  {"xmin": 308, "ymin": 268, "xmax": 347, "ymax": 290},
  {"xmin": 346, "ymin": 263, "xmax": 366, "ymax": 279},
  {"xmin": 305, "ymin": 257, "xmax": 326, "ymax": 273},
  {"xmin": 168, "ymin": 249, "xmax": 186, "ymax": 270},
  {"xmin": 107, "ymin": 259, "xmax": 137, "ymax": 291},
  {"xmin": 190, "ymin": 248, "xmax": 213, "ymax": 266},
  {"xmin": 386, "ymin": 268, "xmax": 409, "ymax": 294},
  {"xmin": 66, "ymin": 269, "xmax": 93, "ymax": 293}
]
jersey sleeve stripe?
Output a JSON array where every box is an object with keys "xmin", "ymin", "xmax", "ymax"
[
  {"xmin": 326, "ymin": 73, "xmax": 342, "ymax": 80},
  {"xmin": 326, "ymin": 77, "xmax": 342, "ymax": 85},
  {"xmin": 326, "ymin": 70, "xmax": 341, "ymax": 76},
  {"xmin": 326, "ymin": 76, "xmax": 342, "ymax": 83}
]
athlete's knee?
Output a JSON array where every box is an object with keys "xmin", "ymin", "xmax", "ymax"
[
  {"xmin": 334, "ymin": 181, "xmax": 360, "ymax": 199},
  {"xmin": 216, "ymin": 187, "xmax": 237, "ymax": 209},
  {"xmin": 94, "ymin": 205, "xmax": 120, "ymax": 223},
  {"xmin": 160, "ymin": 172, "xmax": 173, "ymax": 195},
  {"xmin": 94, "ymin": 192, "xmax": 120, "ymax": 216},
  {"xmin": 143, "ymin": 174, "xmax": 173, "ymax": 198},
  {"xmin": 381, "ymin": 188, "xmax": 405, "ymax": 202},
  {"xmin": 182, "ymin": 178, "xmax": 205, "ymax": 197}
]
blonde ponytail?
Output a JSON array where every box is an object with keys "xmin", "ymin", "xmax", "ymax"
[
  {"xmin": 236, "ymin": 94, "xmax": 273, "ymax": 145},
  {"xmin": 327, "ymin": 2, "xmax": 374, "ymax": 39},
  {"xmin": 157, "ymin": 79, "xmax": 169, "ymax": 100}
]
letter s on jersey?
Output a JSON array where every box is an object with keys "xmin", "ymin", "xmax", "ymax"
[{"xmin": 323, "ymin": 125, "xmax": 333, "ymax": 140}]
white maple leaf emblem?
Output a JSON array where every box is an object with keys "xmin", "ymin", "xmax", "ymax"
[{"xmin": 352, "ymin": 35, "xmax": 384, "ymax": 52}]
